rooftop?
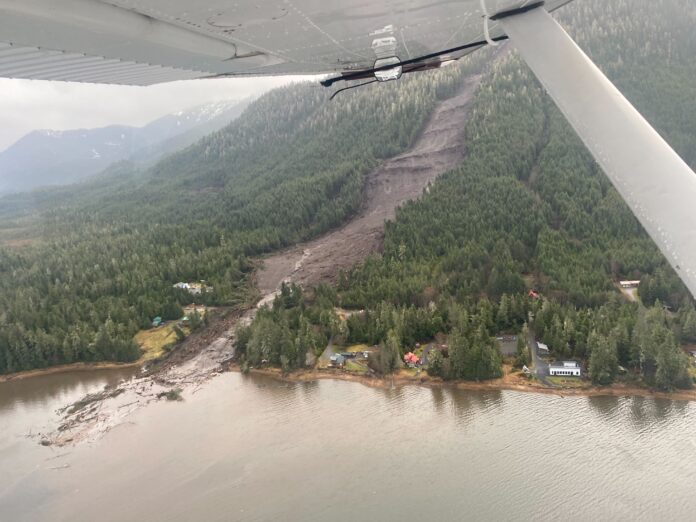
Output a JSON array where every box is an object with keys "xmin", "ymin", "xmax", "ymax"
[{"xmin": 549, "ymin": 361, "xmax": 580, "ymax": 369}]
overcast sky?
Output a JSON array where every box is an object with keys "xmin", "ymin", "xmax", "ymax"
[{"xmin": 0, "ymin": 76, "xmax": 309, "ymax": 152}]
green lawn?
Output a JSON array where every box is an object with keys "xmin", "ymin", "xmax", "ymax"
[
  {"xmin": 134, "ymin": 324, "xmax": 185, "ymax": 361},
  {"xmin": 345, "ymin": 344, "xmax": 370, "ymax": 353},
  {"xmin": 547, "ymin": 376, "xmax": 586, "ymax": 388},
  {"xmin": 344, "ymin": 360, "xmax": 367, "ymax": 374}
]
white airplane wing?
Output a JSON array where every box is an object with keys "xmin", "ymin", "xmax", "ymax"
[
  {"xmin": 0, "ymin": 0, "xmax": 570, "ymax": 84},
  {"xmin": 501, "ymin": 7, "xmax": 696, "ymax": 299},
  {"xmin": 3, "ymin": 0, "xmax": 696, "ymax": 299}
]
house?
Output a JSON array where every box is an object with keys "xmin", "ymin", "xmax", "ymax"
[
  {"xmin": 537, "ymin": 342, "xmax": 550, "ymax": 355},
  {"xmin": 549, "ymin": 361, "xmax": 581, "ymax": 377},
  {"xmin": 329, "ymin": 354, "xmax": 346, "ymax": 368},
  {"xmin": 528, "ymin": 289, "xmax": 540, "ymax": 299},
  {"xmin": 152, "ymin": 316, "xmax": 162, "ymax": 327},
  {"xmin": 172, "ymin": 281, "xmax": 213, "ymax": 295},
  {"xmin": 403, "ymin": 352, "xmax": 420, "ymax": 367},
  {"xmin": 619, "ymin": 280, "xmax": 641, "ymax": 289}
]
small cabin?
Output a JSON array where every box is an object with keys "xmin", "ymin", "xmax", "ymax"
[
  {"xmin": 152, "ymin": 316, "xmax": 162, "ymax": 327},
  {"xmin": 172, "ymin": 282, "xmax": 212, "ymax": 295},
  {"xmin": 329, "ymin": 354, "xmax": 346, "ymax": 368}
]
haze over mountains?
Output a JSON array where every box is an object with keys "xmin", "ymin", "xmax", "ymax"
[{"xmin": 0, "ymin": 98, "xmax": 248, "ymax": 195}]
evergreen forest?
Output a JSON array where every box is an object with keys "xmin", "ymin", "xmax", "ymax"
[
  {"xmin": 238, "ymin": 0, "xmax": 696, "ymax": 390},
  {"xmin": 1, "ymin": 0, "xmax": 696, "ymax": 390}
]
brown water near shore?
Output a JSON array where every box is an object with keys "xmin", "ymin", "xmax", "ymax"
[
  {"xmin": 3, "ymin": 68, "xmax": 696, "ymax": 519},
  {"xmin": 244, "ymin": 366, "xmax": 696, "ymax": 402},
  {"xmin": 0, "ymin": 361, "xmax": 142, "ymax": 384},
  {"xmin": 0, "ymin": 72, "xmax": 491, "ymax": 445},
  {"xmin": 2, "ymin": 369, "xmax": 696, "ymax": 521}
]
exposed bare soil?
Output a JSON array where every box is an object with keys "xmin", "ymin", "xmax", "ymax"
[
  {"xmin": 257, "ymin": 74, "xmax": 482, "ymax": 294},
  {"xmin": 38, "ymin": 70, "xmax": 696, "ymax": 448},
  {"xmin": 39, "ymin": 76, "xmax": 485, "ymax": 446},
  {"xmin": 43, "ymin": 306, "xmax": 253, "ymax": 446}
]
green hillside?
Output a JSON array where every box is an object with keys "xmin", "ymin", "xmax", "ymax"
[
  {"xmin": 243, "ymin": 0, "xmax": 696, "ymax": 390},
  {"xmin": 2, "ymin": 0, "xmax": 695, "ymax": 388},
  {"xmin": 0, "ymin": 61, "xmax": 471, "ymax": 373}
]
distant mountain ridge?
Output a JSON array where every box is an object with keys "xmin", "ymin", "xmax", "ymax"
[{"xmin": 0, "ymin": 99, "xmax": 248, "ymax": 195}]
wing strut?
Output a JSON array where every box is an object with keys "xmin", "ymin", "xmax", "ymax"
[{"xmin": 501, "ymin": 7, "xmax": 696, "ymax": 298}]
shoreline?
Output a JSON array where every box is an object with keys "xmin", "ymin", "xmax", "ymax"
[
  {"xmin": 0, "ymin": 360, "xmax": 142, "ymax": 383},
  {"xmin": 0, "ymin": 305, "xmax": 244, "ymax": 385},
  {"xmin": 5, "ymin": 354, "xmax": 695, "ymax": 404},
  {"xmin": 236, "ymin": 366, "xmax": 696, "ymax": 402}
]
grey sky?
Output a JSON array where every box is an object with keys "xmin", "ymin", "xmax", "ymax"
[{"xmin": 0, "ymin": 76, "xmax": 307, "ymax": 152}]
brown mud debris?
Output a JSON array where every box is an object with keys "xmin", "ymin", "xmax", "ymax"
[{"xmin": 257, "ymin": 75, "xmax": 483, "ymax": 293}]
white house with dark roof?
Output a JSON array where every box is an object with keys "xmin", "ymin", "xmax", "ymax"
[{"xmin": 549, "ymin": 361, "xmax": 581, "ymax": 377}]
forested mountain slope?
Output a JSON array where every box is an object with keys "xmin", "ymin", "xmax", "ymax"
[
  {"xmin": 0, "ymin": 63, "xmax": 471, "ymax": 373},
  {"xmin": 243, "ymin": 0, "xmax": 696, "ymax": 390},
  {"xmin": 0, "ymin": 100, "xmax": 246, "ymax": 195},
  {"xmin": 3, "ymin": 0, "xmax": 695, "ymax": 388},
  {"xmin": 346, "ymin": 0, "xmax": 696, "ymax": 307}
]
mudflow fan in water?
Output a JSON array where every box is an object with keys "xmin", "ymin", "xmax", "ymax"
[{"xmin": 2, "ymin": 0, "xmax": 696, "ymax": 298}]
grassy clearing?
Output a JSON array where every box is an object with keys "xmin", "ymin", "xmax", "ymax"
[
  {"xmin": 0, "ymin": 213, "xmax": 42, "ymax": 249},
  {"xmin": 0, "ymin": 226, "xmax": 40, "ymax": 249},
  {"xmin": 345, "ymin": 344, "xmax": 369, "ymax": 353},
  {"xmin": 617, "ymin": 285, "xmax": 639, "ymax": 303},
  {"xmin": 547, "ymin": 376, "xmax": 586, "ymax": 388},
  {"xmin": 396, "ymin": 368, "xmax": 422, "ymax": 378},
  {"xmin": 134, "ymin": 307, "xmax": 207, "ymax": 360},
  {"xmin": 344, "ymin": 360, "xmax": 367, "ymax": 374},
  {"xmin": 134, "ymin": 323, "xmax": 190, "ymax": 361}
]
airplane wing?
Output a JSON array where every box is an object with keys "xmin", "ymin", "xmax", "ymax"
[
  {"xmin": 502, "ymin": 7, "xmax": 696, "ymax": 299},
  {"xmin": 3, "ymin": 0, "xmax": 696, "ymax": 299},
  {"xmin": 0, "ymin": 0, "xmax": 571, "ymax": 85}
]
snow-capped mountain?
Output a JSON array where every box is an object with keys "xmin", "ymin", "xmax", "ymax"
[{"xmin": 0, "ymin": 99, "xmax": 248, "ymax": 195}]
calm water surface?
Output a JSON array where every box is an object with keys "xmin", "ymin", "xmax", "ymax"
[{"xmin": 1, "ymin": 370, "xmax": 695, "ymax": 521}]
